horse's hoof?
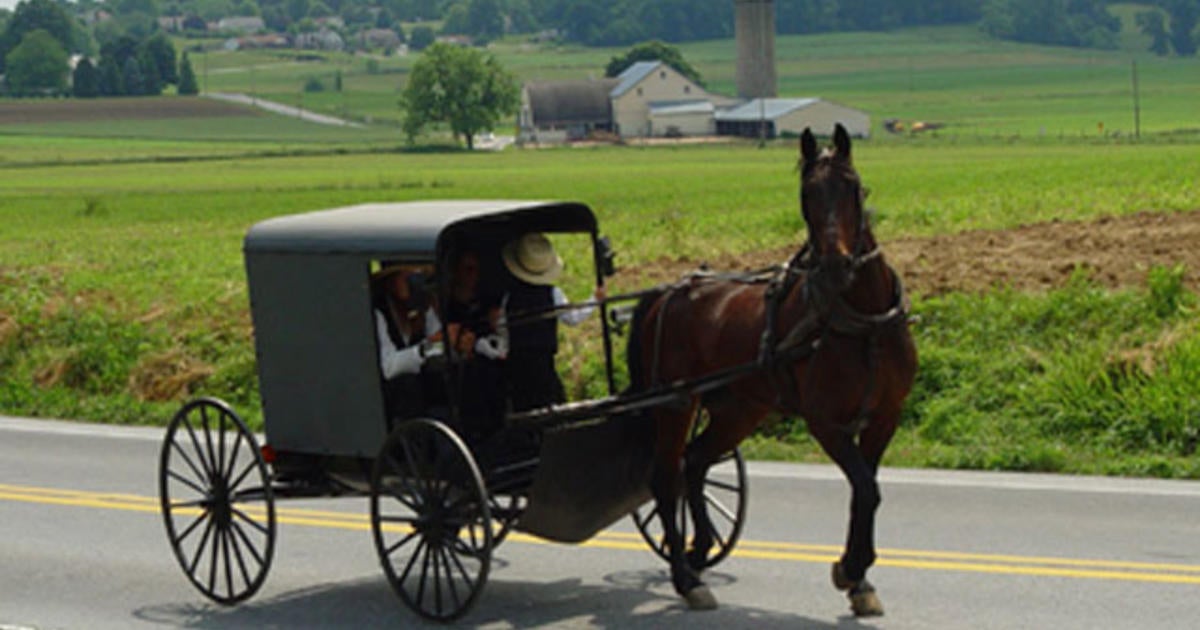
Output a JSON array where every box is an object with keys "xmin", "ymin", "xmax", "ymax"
[
  {"xmin": 831, "ymin": 561, "xmax": 853, "ymax": 591},
  {"xmin": 684, "ymin": 585, "xmax": 719, "ymax": 611},
  {"xmin": 849, "ymin": 583, "xmax": 884, "ymax": 617}
]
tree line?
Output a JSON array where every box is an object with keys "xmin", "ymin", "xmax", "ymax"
[
  {"xmin": 0, "ymin": 0, "xmax": 199, "ymax": 97},
  {"xmin": 424, "ymin": 0, "xmax": 1198, "ymax": 55}
]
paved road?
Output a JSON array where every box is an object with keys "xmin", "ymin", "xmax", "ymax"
[{"xmin": 2, "ymin": 415, "xmax": 1199, "ymax": 629}]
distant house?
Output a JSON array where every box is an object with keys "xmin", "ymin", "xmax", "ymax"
[
  {"xmin": 157, "ymin": 16, "xmax": 186, "ymax": 32},
  {"xmin": 215, "ymin": 17, "xmax": 265, "ymax": 34},
  {"xmin": 295, "ymin": 28, "xmax": 345, "ymax": 51},
  {"xmin": 224, "ymin": 34, "xmax": 291, "ymax": 51},
  {"xmin": 358, "ymin": 28, "xmax": 402, "ymax": 52},
  {"xmin": 609, "ymin": 61, "xmax": 712, "ymax": 138},
  {"xmin": 715, "ymin": 98, "xmax": 871, "ymax": 139},
  {"xmin": 436, "ymin": 35, "xmax": 474, "ymax": 47}
]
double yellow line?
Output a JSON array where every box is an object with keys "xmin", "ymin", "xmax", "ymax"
[{"xmin": 3, "ymin": 482, "xmax": 1200, "ymax": 585}]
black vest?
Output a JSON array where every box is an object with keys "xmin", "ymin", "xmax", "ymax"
[{"xmin": 506, "ymin": 284, "xmax": 557, "ymax": 355}]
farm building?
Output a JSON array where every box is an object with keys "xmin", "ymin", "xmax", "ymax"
[
  {"xmin": 519, "ymin": 78, "xmax": 619, "ymax": 143},
  {"xmin": 716, "ymin": 98, "xmax": 871, "ymax": 139},
  {"xmin": 518, "ymin": 65, "xmax": 869, "ymax": 143}
]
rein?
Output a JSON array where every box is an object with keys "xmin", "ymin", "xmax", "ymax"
[{"xmin": 759, "ymin": 236, "xmax": 909, "ymax": 435}]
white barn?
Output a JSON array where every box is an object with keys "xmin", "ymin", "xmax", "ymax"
[{"xmin": 715, "ymin": 98, "xmax": 871, "ymax": 139}]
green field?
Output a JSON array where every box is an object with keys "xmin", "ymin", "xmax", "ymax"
[
  {"xmin": 2, "ymin": 21, "xmax": 1200, "ymax": 478},
  {"xmin": 176, "ymin": 13, "xmax": 1200, "ymax": 138}
]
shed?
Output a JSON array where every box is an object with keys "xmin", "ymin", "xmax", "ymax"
[
  {"xmin": 520, "ymin": 79, "xmax": 618, "ymax": 143},
  {"xmin": 648, "ymin": 100, "xmax": 716, "ymax": 137},
  {"xmin": 716, "ymin": 98, "xmax": 871, "ymax": 139}
]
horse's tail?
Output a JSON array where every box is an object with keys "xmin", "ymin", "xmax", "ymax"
[{"xmin": 625, "ymin": 288, "xmax": 668, "ymax": 395}]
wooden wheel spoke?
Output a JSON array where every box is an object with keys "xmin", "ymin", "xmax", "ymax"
[
  {"xmin": 384, "ymin": 530, "xmax": 421, "ymax": 558},
  {"xmin": 438, "ymin": 547, "xmax": 462, "ymax": 611},
  {"xmin": 187, "ymin": 516, "xmax": 216, "ymax": 575},
  {"xmin": 223, "ymin": 429, "xmax": 244, "ymax": 481},
  {"xmin": 704, "ymin": 491, "xmax": 738, "ymax": 523},
  {"xmin": 173, "ymin": 507, "xmax": 212, "ymax": 544},
  {"xmin": 398, "ymin": 538, "xmax": 428, "ymax": 586},
  {"xmin": 200, "ymin": 406, "xmax": 219, "ymax": 480},
  {"xmin": 170, "ymin": 441, "xmax": 209, "ymax": 488},
  {"xmin": 167, "ymin": 470, "xmax": 211, "ymax": 497},
  {"xmin": 226, "ymin": 521, "xmax": 254, "ymax": 590},
  {"xmin": 705, "ymin": 477, "xmax": 741, "ymax": 493},
  {"xmin": 230, "ymin": 506, "xmax": 270, "ymax": 536},
  {"xmin": 229, "ymin": 518, "xmax": 266, "ymax": 569},
  {"xmin": 181, "ymin": 417, "xmax": 214, "ymax": 479},
  {"xmin": 220, "ymin": 524, "xmax": 235, "ymax": 599}
]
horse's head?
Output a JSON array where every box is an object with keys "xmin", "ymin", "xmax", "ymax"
[{"xmin": 799, "ymin": 124, "xmax": 870, "ymax": 292}]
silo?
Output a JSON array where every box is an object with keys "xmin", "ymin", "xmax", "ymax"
[{"xmin": 735, "ymin": 0, "xmax": 777, "ymax": 99}]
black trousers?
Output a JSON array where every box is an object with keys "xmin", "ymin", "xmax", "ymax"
[{"xmin": 505, "ymin": 352, "xmax": 565, "ymax": 412}]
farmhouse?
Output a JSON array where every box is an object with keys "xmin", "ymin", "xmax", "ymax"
[{"xmin": 518, "ymin": 61, "xmax": 870, "ymax": 143}]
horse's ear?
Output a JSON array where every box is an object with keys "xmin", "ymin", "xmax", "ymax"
[
  {"xmin": 800, "ymin": 128, "xmax": 819, "ymax": 167},
  {"xmin": 833, "ymin": 124, "xmax": 851, "ymax": 163}
]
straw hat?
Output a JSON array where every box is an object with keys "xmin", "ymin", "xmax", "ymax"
[
  {"xmin": 371, "ymin": 263, "xmax": 432, "ymax": 284},
  {"xmin": 502, "ymin": 233, "xmax": 563, "ymax": 286}
]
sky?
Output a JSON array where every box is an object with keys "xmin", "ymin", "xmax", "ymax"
[{"xmin": 0, "ymin": 0, "xmax": 18, "ymax": 12}]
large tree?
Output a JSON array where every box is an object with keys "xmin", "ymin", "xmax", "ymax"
[
  {"xmin": 1161, "ymin": 0, "xmax": 1198, "ymax": 56},
  {"xmin": 401, "ymin": 42, "xmax": 519, "ymax": 149},
  {"xmin": 605, "ymin": 40, "xmax": 704, "ymax": 87},
  {"xmin": 4, "ymin": 28, "xmax": 69, "ymax": 96},
  {"xmin": 178, "ymin": 51, "xmax": 199, "ymax": 95},
  {"xmin": 0, "ymin": 0, "xmax": 76, "ymax": 73},
  {"xmin": 72, "ymin": 57, "xmax": 101, "ymax": 98}
]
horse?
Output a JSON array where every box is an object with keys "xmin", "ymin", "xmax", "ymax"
[{"xmin": 627, "ymin": 124, "xmax": 917, "ymax": 615}]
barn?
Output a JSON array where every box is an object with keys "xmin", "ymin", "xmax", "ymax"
[{"xmin": 715, "ymin": 98, "xmax": 871, "ymax": 139}]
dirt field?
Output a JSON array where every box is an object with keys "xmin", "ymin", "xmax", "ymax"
[
  {"xmin": 0, "ymin": 97, "xmax": 258, "ymax": 125},
  {"xmin": 623, "ymin": 210, "xmax": 1200, "ymax": 297}
]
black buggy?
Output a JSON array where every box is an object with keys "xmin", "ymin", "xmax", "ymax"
[{"xmin": 158, "ymin": 200, "xmax": 749, "ymax": 620}]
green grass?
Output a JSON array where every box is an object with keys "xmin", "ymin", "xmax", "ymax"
[
  {"xmin": 2, "ymin": 138, "xmax": 1199, "ymax": 477},
  {"xmin": 3, "ymin": 20, "xmax": 1200, "ymax": 477}
]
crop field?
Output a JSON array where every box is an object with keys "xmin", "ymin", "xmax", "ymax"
[
  {"xmin": 1, "ymin": 20, "xmax": 1199, "ymax": 478},
  {"xmin": 186, "ymin": 13, "xmax": 1200, "ymax": 138}
]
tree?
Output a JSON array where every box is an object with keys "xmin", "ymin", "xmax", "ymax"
[
  {"xmin": 4, "ymin": 28, "xmax": 68, "ymax": 96},
  {"xmin": 605, "ymin": 40, "xmax": 704, "ymax": 87},
  {"xmin": 1137, "ymin": 10, "xmax": 1171, "ymax": 56},
  {"xmin": 466, "ymin": 0, "xmax": 505, "ymax": 41},
  {"xmin": 177, "ymin": 51, "xmax": 199, "ymax": 95},
  {"xmin": 401, "ymin": 42, "xmax": 519, "ymax": 149},
  {"xmin": 410, "ymin": 25, "xmax": 435, "ymax": 50},
  {"xmin": 72, "ymin": 57, "xmax": 101, "ymax": 97},
  {"xmin": 142, "ymin": 33, "xmax": 179, "ymax": 86},
  {"xmin": 1162, "ymin": 0, "xmax": 1198, "ymax": 56},
  {"xmin": 0, "ymin": 0, "xmax": 76, "ymax": 73},
  {"xmin": 122, "ymin": 55, "xmax": 145, "ymax": 95}
]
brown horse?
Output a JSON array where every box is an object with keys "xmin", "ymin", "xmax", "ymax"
[{"xmin": 627, "ymin": 125, "xmax": 917, "ymax": 615}]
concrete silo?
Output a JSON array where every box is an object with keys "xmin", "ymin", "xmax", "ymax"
[{"xmin": 735, "ymin": 0, "xmax": 778, "ymax": 99}]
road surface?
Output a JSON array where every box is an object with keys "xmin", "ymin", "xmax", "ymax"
[{"xmin": 2, "ymin": 415, "xmax": 1198, "ymax": 628}]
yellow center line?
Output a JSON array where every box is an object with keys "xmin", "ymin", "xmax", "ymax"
[{"xmin": 3, "ymin": 482, "xmax": 1199, "ymax": 585}]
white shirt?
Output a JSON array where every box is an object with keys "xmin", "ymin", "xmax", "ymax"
[
  {"xmin": 552, "ymin": 286, "xmax": 595, "ymax": 327},
  {"xmin": 376, "ymin": 308, "xmax": 442, "ymax": 379}
]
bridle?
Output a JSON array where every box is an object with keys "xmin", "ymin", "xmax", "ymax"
[{"xmin": 757, "ymin": 165, "xmax": 909, "ymax": 432}]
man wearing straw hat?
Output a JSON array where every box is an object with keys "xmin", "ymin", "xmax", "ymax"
[{"xmin": 500, "ymin": 233, "xmax": 604, "ymax": 412}]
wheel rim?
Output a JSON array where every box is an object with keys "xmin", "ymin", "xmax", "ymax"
[
  {"xmin": 631, "ymin": 410, "xmax": 748, "ymax": 570},
  {"xmin": 371, "ymin": 420, "xmax": 492, "ymax": 621},
  {"xmin": 159, "ymin": 398, "xmax": 275, "ymax": 605}
]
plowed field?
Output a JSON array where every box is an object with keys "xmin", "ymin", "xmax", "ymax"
[
  {"xmin": 0, "ymin": 97, "xmax": 258, "ymax": 124},
  {"xmin": 623, "ymin": 210, "xmax": 1200, "ymax": 297}
]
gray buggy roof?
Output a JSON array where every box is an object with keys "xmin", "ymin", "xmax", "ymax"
[{"xmin": 244, "ymin": 200, "xmax": 597, "ymax": 258}]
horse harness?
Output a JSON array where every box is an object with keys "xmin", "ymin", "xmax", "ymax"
[{"xmin": 637, "ymin": 236, "xmax": 908, "ymax": 437}]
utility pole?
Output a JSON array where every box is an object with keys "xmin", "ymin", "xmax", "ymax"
[{"xmin": 1131, "ymin": 59, "xmax": 1141, "ymax": 141}]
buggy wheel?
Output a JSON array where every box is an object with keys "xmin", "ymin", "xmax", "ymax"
[
  {"xmin": 488, "ymin": 493, "xmax": 526, "ymax": 548},
  {"xmin": 159, "ymin": 397, "xmax": 275, "ymax": 605},
  {"xmin": 371, "ymin": 419, "xmax": 492, "ymax": 622},
  {"xmin": 631, "ymin": 408, "xmax": 748, "ymax": 570}
]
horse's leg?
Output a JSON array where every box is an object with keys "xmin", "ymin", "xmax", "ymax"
[
  {"xmin": 682, "ymin": 401, "xmax": 765, "ymax": 572},
  {"xmin": 814, "ymin": 420, "xmax": 892, "ymax": 618},
  {"xmin": 650, "ymin": 402, "xmax": 718, "ymax": 610}
]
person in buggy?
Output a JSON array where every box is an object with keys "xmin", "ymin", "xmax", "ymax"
[
  {"xmin": 499, "ymin": 233, "xmax": 605, "ymax": 412},
  {"xmin": 372, "ymin": 263, "xmax": 474, "ymax": 426}
]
